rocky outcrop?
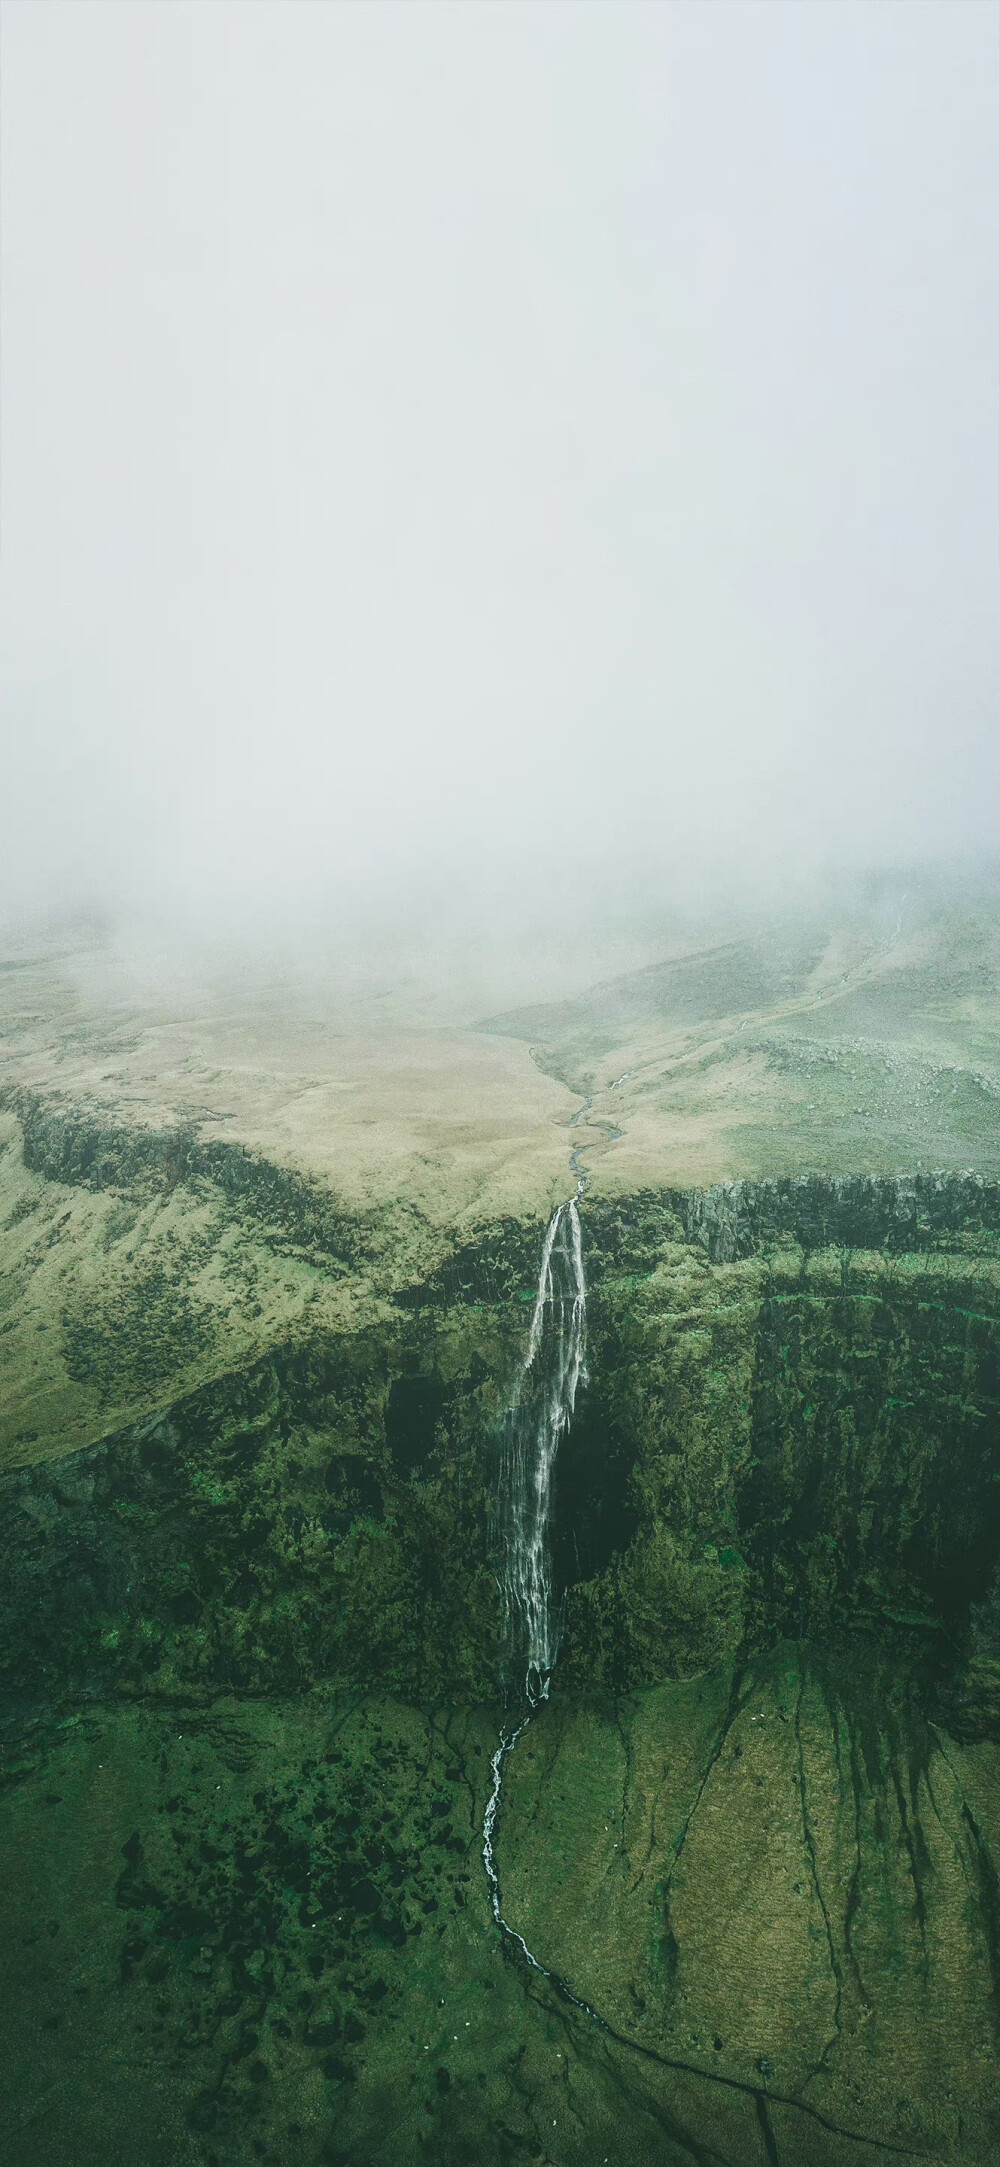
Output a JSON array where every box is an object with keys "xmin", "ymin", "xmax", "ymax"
[
  {"xmin": 2, "ymin": 1087, "xmax": 374, "ymax": 1268},
  {"xmin": 678, "ymin": 1169, "xmax": 999, "ymax": 1264},
  {"xmin": 397, "ymin": 1173, "xmax": 999, "ymax": 1308}
]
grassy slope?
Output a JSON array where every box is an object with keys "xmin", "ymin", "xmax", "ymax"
[
  {"xmin": 1, "ymin": 1658, "xmax": 995, "ymax": 2167},
  {"xmin": 1, "ymin": 895, "xmax": 996, "ymax": 1477},
  {"xmin": 482, "ymin": 902, "xmax": 999, "ymax": 1191}
]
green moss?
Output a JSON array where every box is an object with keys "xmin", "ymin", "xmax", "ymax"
[{"xmin": 2, "ymin": 1196, "xmax": 997, "ymax": 1738}]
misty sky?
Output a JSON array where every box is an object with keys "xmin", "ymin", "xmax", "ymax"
[{"xmin": 2, "ymin": 0, "xmax": 997, "ymax": 932}]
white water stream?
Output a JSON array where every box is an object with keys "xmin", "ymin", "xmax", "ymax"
[
  {"xmin": 498, "ymin": 1197, "xmax": 587, "ymax": 1703},
  {"xmin": 482, "ymin": 1104, "xmax": 612, "ymax": 1996}
]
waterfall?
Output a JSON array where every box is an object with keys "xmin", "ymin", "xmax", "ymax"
[
  {"xmin": 497, "ymin": 1198, "xmax": 587, "ymax": 1703},
  {"xmin": 482, "ymin": 1095, "xmax": 625, "ymax": 2000},
  {"xmin": 483, "ymin": 1198, "xmax": 598, "ymax": 1995}
]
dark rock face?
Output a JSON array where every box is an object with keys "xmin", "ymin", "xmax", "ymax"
[
  {"xmin": 679, "ymin": 1169, "xmax": 1000, "ymax": 1264},
  {"xmin": 742, "ymin": 1276, "xmax": 997, "ymax": 1639},
  {"xmin": 0, "ymin": 1330, "xmax": 507, "ymax": 1715}
]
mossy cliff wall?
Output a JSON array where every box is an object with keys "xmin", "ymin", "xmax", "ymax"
[
  {"xmin": 3, "ymin": 1177, "xmax": 996, "ymax": 1744},
  {"xmin": 1, "ymin": 1165, "xmax": 997, "ymax": 2167}
]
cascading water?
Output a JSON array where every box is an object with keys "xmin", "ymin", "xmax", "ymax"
[
  {"xmin": 498, "ymin": 1198, "xmax": 587, "ymax": 1704},
  {"xmin": 482, "ymin": 1192, "xmax": 602, "ymax": 2002}
]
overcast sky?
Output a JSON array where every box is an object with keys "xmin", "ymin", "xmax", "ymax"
[{"xmin": 2, "ymin": 0, "xmax": 997, "ymax": 933}]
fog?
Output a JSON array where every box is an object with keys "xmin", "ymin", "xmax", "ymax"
[{"xmin": 2, "ymin": 0, "xmax": 997, "ymax": 942}]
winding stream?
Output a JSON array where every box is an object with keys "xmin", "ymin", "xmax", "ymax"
[{"xmin": 568, "ymin": 1091, "xmax": 623, "ymax": 1189}]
